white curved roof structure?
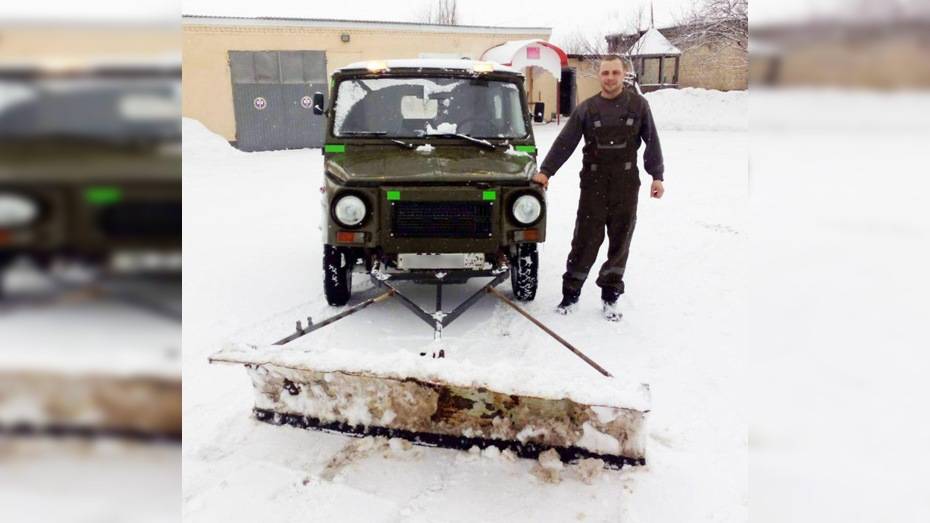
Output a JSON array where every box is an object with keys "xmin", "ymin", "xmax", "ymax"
[{"xmin": 480, "ymin": 39, "xmax": 568, "ymax": 79}]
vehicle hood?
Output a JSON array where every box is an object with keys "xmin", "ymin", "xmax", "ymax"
[
  {"xmin": 0, "ymin": 140, "xmax": 180, "ymax": 182},
  {"xmin": 325, "ymin": 146, "xmax": 537, "ymax": 184}
]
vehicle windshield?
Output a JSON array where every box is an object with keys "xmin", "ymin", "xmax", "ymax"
[
  {"xmin": 0, "ymin": 74, "xmax": 180, "ymax": 143},
  {"xmin": 333, "ymin": 76, "xmax": 527, "ymax": 139}
]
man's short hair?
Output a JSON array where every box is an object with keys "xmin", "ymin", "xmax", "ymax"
[{"xmin": 599, "ymin": 55, "xmax": 626, "ymax": 71}]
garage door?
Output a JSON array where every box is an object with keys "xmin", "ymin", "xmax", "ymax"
[{"xmin": 229, "ymin": 50, "xmax": 327, "ymax": 151}]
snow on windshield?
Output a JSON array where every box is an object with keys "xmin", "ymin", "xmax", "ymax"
[
  {"xmin": 333, "ymin": 77, "xmax": 525, "ymax": 139},
  {"xmin": 426, "ymin": 122, "xmax": 458, "ymax": 134}
]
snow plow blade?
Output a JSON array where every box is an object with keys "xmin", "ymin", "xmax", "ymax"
[
  {"xmin": 211, "ymin": 345, "xmax": 649, "ymax": 468},
  {"xmin": 0, "ymin": 371, "xmax": 181, "ymax": 440}
]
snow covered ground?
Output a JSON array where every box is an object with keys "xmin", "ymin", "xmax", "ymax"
[
  {"xmin": 0, "ymin": 438, "xmax": 180, "ymax": 522},
  {"xmin": 0, "ymin": 271, "xmax": 181, "ymax": 378},
  {"xmin": 182, "ymin": 88, "xmax": 747, "ymax": 521},
  {"xmin": 748, "ymin": 89, "xmax": 930, "ymax": 522}
]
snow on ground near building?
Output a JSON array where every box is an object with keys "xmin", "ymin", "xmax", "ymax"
[{"xmin": 182, "ymin": 88, "xmax": 748, "ymax": 522}]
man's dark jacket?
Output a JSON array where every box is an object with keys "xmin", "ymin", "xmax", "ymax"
[{"xmin": 540, "ymin": 89, "xmax": 664, "ymax": 180}]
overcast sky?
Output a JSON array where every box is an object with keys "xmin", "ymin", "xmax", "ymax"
[
  {"xmin": 2, "ymin": 0, "xmax": 878, "ymax": 35},
  {"xmin": 180, "ymin": 0, "xmax": 699, "ymax": 45}
]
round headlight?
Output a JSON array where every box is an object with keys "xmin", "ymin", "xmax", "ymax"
[
  {"xmin": 0, "ymin": 193, "xmax": 39, "ymax": 228},
  {"xmin": 512, "ymin": 194, "xmax": 542, "ymax": 225},
  {"xmin": 333, "ymin": 194, "xmax": 366, "ymax": 227}
]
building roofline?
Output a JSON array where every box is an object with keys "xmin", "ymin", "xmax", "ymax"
[
  {"xmin": 606, "ymin": 25, "xmax": 676, "ymax": 39},
  {"xmin": 0, "ymin": 19, "xmax": 177, "ymax": 29},
  {"xmin": 182, "ymin": 14, "xmax": 551, "ymax": 35},
  {"xmin": 605, "ymin": 18, "xmax": 748, "ymax": 39},
  {"xmin": 567, "ymin": 53, "xmax": 612, "ymax": 59}
]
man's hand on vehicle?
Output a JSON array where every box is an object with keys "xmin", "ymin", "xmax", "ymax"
[
  {"xmin": 532, "ymin": 171, "xmax": 550, "ymax": 189},
  {"xmin": 651, "ymin": 179, "xmax": 664, "ymax": 199}
]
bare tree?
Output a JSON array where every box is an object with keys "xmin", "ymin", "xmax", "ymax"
[
  {"xmin": 672, "ymin": 0, "xmax": 748, "ymax": 72},
  {"xmin": 623, "ymin": 3, "xmax": 653, "ymax": 57},
  {"xmin": 676, "ymin": 0, "xmax": 748, "ymax": 51},
  {"xmin": 416, "ymin": 0, "xmax": 459, "ymax": 25},
  {"xmin": 626, "ymin": 3, "xmax": 651, "ymax": 38},
  {"xmin": 560, "ymin": 5, "xmax": 649, "ymax": 78},
  {"xmin": 560, "ymin": 30, "xmax": 605, "ymax": 79},
  {"xmin": 561, "ymin": 29, "xmax": 606, "ymax": 56}
]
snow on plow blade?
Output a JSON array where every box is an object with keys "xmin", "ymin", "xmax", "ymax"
[{"xmin": 211, "ymin": 344, "xmax": 649, "ymax": 468}]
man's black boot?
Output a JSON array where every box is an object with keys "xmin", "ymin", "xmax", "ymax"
[
  {"xmin": 555, "ymin": 290, "xmax": 580, "ymax": 315},
  {"xmin": 601, "ymin": 287, "xmax": 622, "ymax": 322}
]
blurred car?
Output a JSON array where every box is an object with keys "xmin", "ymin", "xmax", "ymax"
[{"xmin": 0, "ymin": 58, "xmax": 180, "ymax": 297}]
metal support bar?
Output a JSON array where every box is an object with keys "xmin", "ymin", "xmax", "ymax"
[
  {"xmin": 271, "ymin": 268, "xmax": 512, "ymax": 347},
  {"xmin": 374, "ymin": 279, "xmax": 439, "ymax": 330},
  {"xmin": 273, "ymin": 289, "xmax": 396, "ymax": 346},
  {"xmin": 439, "ymin": 270, "xmax": 510, "ymax": 328},
  {"xmin": 487, "ymin": 286, "xmax": 613, "ymax": 378},
  {"xmin": 371, "ymin": 270, "xmax": 510, "ymax": 333},
  {"xmin": 374, "ymin": 269, "xmax": 501, "ymax": 284}
]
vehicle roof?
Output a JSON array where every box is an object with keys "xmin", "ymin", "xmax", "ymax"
[{"xmin": 336, "ymin": 58, "xmax": 521, "ymax": 75}]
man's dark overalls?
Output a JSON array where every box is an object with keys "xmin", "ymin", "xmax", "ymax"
[{"xmin": 562, "ymin": 88, "xmax": 647, "ymax": 300}]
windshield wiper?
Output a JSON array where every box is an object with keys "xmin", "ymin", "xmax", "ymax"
[
  {"xmin": 389, "ymin": 139, "xmax": 415, "ymax": 150},
  {"xmin": 426, "ymin": 132, "xmax": 497, "ymax": 150}
]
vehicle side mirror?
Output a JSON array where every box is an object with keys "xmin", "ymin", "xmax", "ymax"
[{"xmin": 312, "ymin": 92, "xmax": 325, "ymax": 115}]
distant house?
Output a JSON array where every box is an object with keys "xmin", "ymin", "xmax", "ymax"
[
  {"xmin": 750, "ymin": 19, "xmax": 930, "ymax": 89},
  {"xmin": 607, "ymin": 22, "xmax": 748, "ymax": 92},
  {"xmin": 623, "ymin": 27, "xmax": 682, "ymax": 92}
]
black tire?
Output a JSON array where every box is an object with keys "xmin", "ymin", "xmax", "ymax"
[
  {"xmin": 323, "ymin": 245, "xmax": 353, "ymax": 306},
  {"xmin": 510, "ymin": 243, "xmax": 538, "ymax": 302}
]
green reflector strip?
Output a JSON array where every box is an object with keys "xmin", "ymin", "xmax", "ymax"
[
  {"xmin": 324, "ymin": 144, "xmax": 346, "ymax": 153},
  {"xmin": 85, "ymin": 187, "xmax": 122, "ymax": 205},
  {"xmin": 483, "ymin": 190, "xmax": 496, "ymax": 201},
  {"xmin": 515, "ymin": 145, "xmax": 536, "ymax": 153},
  {"xmin": 387, "ymin": 191, "xmax": 401, "ymax": 201}
]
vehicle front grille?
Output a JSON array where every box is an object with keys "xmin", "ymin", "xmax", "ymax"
[
  {"xmin": 391, "ymin": 201, "xmax": 492, "ymax": 239},
  {"xmin": 95, "ymin": 201, "xmax": 181, "ymax": 240}
]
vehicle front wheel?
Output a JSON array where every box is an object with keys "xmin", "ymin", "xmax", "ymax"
[
  {"xmin": 510, "ymin": 243, "xmax": 538, "ymax": 302},
  {"xmin": 323, "ymin": 245, "xmax": 353, "ymax": 306}
]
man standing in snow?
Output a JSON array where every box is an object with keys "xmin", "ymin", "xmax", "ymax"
[{"xmin": 532, "ymin": 55, "xmax": 664, "ymax": 321}]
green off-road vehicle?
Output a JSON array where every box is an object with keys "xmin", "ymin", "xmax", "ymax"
[{"xmin": 316, "ymin": 59, "xmax": 546, "ymax": 306}]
